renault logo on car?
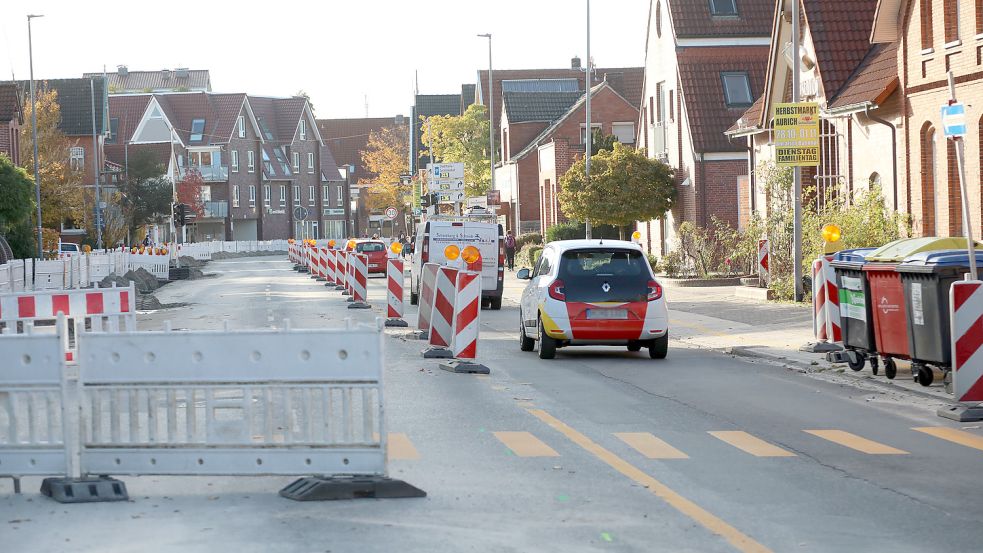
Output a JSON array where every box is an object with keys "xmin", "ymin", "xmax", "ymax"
[{"xmin": 601, "ymin": 282, "xmax": 611, "ymax": 293}]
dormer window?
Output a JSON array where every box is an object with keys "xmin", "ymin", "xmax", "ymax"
[
  {"xmin": 190, "ymin": 118, "xmax": 205, "ymax": 142},
  {"xmin": 721, "ymin": 72, "xmax": 752, "ymax": 107},
  {"xmin": 709, "ymin": 0, "xmax": 738, "ymax": 16},
  {"xmin": 299, "ymin": 119, "xmax": 307, "ymax": 140}
]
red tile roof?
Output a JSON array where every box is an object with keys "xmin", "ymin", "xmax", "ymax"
[
  {"xmin": 316, "ymin": 117, "xmax": 406, "ymax": 182},
  {"xmin": 107, "ymin": 95, "xmax": 152, "ymax": 145},
  {"xmin": 726, "ymin": 93, "xmax": 766, "ymax": 135},
  {"xmin": 104, "ymin": 142, "xmax": 172, "ymax": 169},
  {"xmin": 246, "ymin": 96, "xmax": 308, "ymax": 143},
  {"xmin": 677, "ymin": 46, "xmax": 769, "ymax": 152},
  {"xmin": 827, "ymin": 43, "xmax": 898, "ymax": 110},
  {"xmin": 803, "ymin": 0, "xmax": 880, "ymax": 100},
  {"xmin": 0, "ymin": 82, "xmax": 20, "ymax": 122},
  {"xmin": 668, "ymin": 0, "xmax": 774, "ymax": 38},
  {"xmin": 209, "ymin": 93, "xmax": 247, "ymax": 142},
  {"xmin": 84, "ymin": 69, "xmax": 210, "ymax": 93}
]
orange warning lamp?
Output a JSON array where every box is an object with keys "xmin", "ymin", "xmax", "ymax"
[
  {"xmin": 346, "ymin": 239, "xmax": 356, "ymax": 250},
  {"xmin": 821, "ymin": 224, "xmax": 842, "ymax": 243},
  {"xmin": 444, "ymin": 244, "xmax": 461, "ymax": 261},
  {"xmin": 461, "ymin": 245, "xmax": 480, "ymax": 264},
  {"xmin": 631, "ymin": 230, "xmax": 642, "ymax": 243},
  {"xmin": 288, "ymin": 238, "xmax": 295, "ymax": 244},
  {"xmin": 391, "ymin": 242, "xmax": 404, "ymax": 255},
  {"xmin": 328, "ymin": 239, "xmax": 336, "ymax": 248}
]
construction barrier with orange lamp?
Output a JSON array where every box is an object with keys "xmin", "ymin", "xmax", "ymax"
[{"xmin": 348, "ymin": 253, "xmax": 371, "ymax": 310}]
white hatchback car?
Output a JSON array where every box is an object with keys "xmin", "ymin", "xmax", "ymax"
[{"xmin": 517, "ymin": 240, "xmax": 669, "ymax": 359}]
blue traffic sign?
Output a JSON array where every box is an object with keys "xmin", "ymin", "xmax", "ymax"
[{"xmin": 942, "ymin": 103, "xmax": 967, "ymax": 138}]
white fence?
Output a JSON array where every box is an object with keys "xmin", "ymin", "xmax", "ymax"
[{"xmin": 1, "ymin": 320, "xmax": 389, "ymax": 487}]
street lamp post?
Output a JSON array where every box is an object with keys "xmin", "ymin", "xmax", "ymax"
[
  {"xmin": 28, "ymin": 14, "xmax": 44, "ymax": 258},
  {"xmin": 584, "ymin": 0, "xmax": 592, "ymax": 240},
  {"xmin": 477, "ymin": 34, "xmax": 496, "ymax": 225}
]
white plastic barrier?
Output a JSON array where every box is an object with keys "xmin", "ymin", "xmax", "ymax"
[
  {"xmin": 33, "ymin": 260, "xmax": 67, "ymax": 291},
  {"xmin": 77, "ymin": 323, "xmax": 387, "ymax": 477},
  {"xmin": 127, "ymin": 253, "xmax": 169, "ymax": 280}
]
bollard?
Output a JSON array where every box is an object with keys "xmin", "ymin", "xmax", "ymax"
[
  {"xmin": 385, "ymin": 258, "xmax": 408, "ymax": 327},
  {"xmin": 440, "ymin": 270, "xmax": 489, "ymax": 374}
]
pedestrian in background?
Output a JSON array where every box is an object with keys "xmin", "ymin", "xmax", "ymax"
[{"xmin": 504, "ymin": 230, "xmax": 517, "ymax": 271}]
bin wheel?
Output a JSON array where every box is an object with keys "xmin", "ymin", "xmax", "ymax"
[
  {"xmin": 847, "ymin": 353, "xmax": 865, "ymax": 372},
  {"xmin": 869, "ymin": 356, "xmax": 879, "ymax": 376},
  {"xmin": 913, "ymin": 364, "xmax": 934, "ymax": 387},
  {"xmin": 883, "ymin": 358, "xmax": 897, "ymax": 380}
]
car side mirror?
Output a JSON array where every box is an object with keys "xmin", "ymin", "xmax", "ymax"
[{"xmin": 517, "ymin": 268, "xmax": 532, "ymax": 280}]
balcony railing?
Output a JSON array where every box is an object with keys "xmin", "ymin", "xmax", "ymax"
[
  {"xmin": 202, "ymin": 200, "xmax": 229, "ymax": 219},
  {"xmin": 181, "ymin": 165, "xmax": 229, "ymax": 182}
]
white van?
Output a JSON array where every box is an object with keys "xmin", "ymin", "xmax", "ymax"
[{"xmin": 411, "ymin": 216, "xmax": 505, "ymax": 310}]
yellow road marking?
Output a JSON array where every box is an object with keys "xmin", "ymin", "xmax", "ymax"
[
  {"xmin": 708, "ymin": 431, "xmax": 796, "ymax": 457},
  {"xmin": 493, "ymin": 431, "xmax": 560, "ymax": 457},
  {"xmin": 912, "ymin": 427, "xmax": 983, "ymax": 452},
  {"xmin": 615, "ymin": 432, "xmax": 689, "ymax": 459},
  {"xmin": 529, "ymin": 409, "xmax": 771, "ymax": 553},
  {"xmin": 804, "ymin": 430, "xmax": 908, "ymax": 455},
  {"xmin": 387, "ymin": 433, "xmax": 420, "ymax": 460}
]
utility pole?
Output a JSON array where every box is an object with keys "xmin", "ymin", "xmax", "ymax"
[
  {"xmin": 791, "ymin": 0, "xmax": 803, "ymax": 302},
  {"xmin": 584, "ymin": 0, "xmax": 593, "ymax": 240},
  {"xmin": 27, "ymin": 14, "xmax": 44, "ymax": 258},
  {"xmin": 478, "ymin": 34, "xmax": 497, "ymax": 226},
  {"xmin": 89, "ymin": 78, "xmax": 103, "ymax": 249}
]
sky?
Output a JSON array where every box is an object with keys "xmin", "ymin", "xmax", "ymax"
[{"xmin": 0, "ymin": 0, "xmax": 649, "ymax": 119}]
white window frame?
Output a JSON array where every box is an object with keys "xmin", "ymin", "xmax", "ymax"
[
  {"xmin": 299, "ymin": 119, "xmax": 307, "ymax": 140},
  {"xmin": 293, "ymin": 185, "xmax": 301, "ymax": 205},
  {"xmin": 308, "ymin": 185, "xmax": 316, "ymax": 206},
  {"xmin": 292, "ymin": 151, "xmax": 300, "ymax": 172},
  {"xmin": 721, "ymin": 72, "xmax": 753, "ymax": 107},
  {"xmin": 237, "ymin": 115, "xmax": 246, "ymax": 138},
  {"xmin": 612, "ymin": 122, "xmax": 635, "ymax": 144},
  {"xmin": 337, "ymin": 186, "xmax": 344, "ymax": 204},
  {"xmin": 231, "ymin": 150, "xmax": 239, "ymax": 172},
  {"xmin": 307, "ymin": 152, "xmax": 315, "ymax": 173},
  {"xmin": 279, "ymin": 185, "xmax": 287, "ymax": 207},
  {"xmin": 69, "ymin": 146, "xmax": 85, "ymax": 171},
  {"xmin": 323, "ymin": 185, "xmax": 331, "ymax": 203},
  {"xmin": 263, "ymin": 185, "xmax": 270, "ymax": 207},
  {"xmin": 579, "ymin": 123, "xmax": 602, "ymax": 144},
  {"xmin": 232, "ymin": 185, "xmax": 240, "ymax": 208},
  {"xmin": 249, "ymin": 185, "xmax": 257, "ymax": 206},
  {"xmin": 247, "ymin": 150, "xmax": 255, "ymax": 173}
]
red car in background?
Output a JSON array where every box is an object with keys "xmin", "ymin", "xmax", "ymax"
[{"xmin": 350, "ymin": 240, "xmax": 388, "ymax": 274}]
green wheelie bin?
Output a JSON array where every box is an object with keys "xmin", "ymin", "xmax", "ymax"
[{"xmin": 830, "ymin": 248, "xmax": 878, "ymax": 373}]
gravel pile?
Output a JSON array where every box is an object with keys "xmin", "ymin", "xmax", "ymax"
[
  {"xmin": 135, "ymin": 293, "xmax": 163, "ymax": 310},
  {"xmin": 98, "ymin": 275, "xmax": 131, "ymax": 289},
  {"xmin": 123, "ymin": 270, "xmax": 157, "ymax": 293}
]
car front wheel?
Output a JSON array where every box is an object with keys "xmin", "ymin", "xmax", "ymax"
[
  {"xmin": 649, "ymin": 333, "xmax": 668, "ymax": 359},
  {"xmin": 538, "ymin": 317, "xmax": 556, "ymax": 359}
]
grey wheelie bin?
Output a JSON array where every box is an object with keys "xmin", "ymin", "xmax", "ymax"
[
  {"xmin": 830, "ymin": 248, "xmax": 878, "ymax": 373},
  {"xmin": 897, "ymin": 249, "xmax": 983, "ymax": 388}
]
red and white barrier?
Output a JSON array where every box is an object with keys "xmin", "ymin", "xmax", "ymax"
[
  {"xmin": 324, "ymin": 249, "xmax": 337, "ymax": 286},
  {"xmin": 416, "ymin": 263, "xmax": 441, "ymax": 338},
  {"xmin": 334, "ymin": 250, "xmax": 347, "ymax": 290},
  {"xmin": 812, "ymin": 254, "xmax": 841, "ymax": 343},
  {"xmin": 428, "ymin": 266, "xmax": 459, "ymax": 349},
  {"xmin": 348, "ymin": 253, "xmax": 370, "ymax": 309},
  {"xmin": 951, "ymin": 281, "xmax": 983, "ymax": 404},
  {"xmin": 385, "ymin": 258, "xmax": 407, "ymax": 326},
  {"xmin": 758, "ymin": 239, "xmax": 770, "ymax": 282},
  {"xmin": 451, "ymin": 271, "xmax": 481, "ymax": 359}
]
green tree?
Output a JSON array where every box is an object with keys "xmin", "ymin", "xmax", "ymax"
[
  {"xmin": 558, "ymin": 143, "xmax": 676, "ymax": 228},
  {"xmin": 19, "ymin": 88, "xmax": 85, "ymax": 230},
  {"xmin": 590, "ymin": 128, "xmax": 618, "ymax": 155},
  {"xmin": 359, "ymin": 125, "xmax": 409, "ymax": 210},
  {"xmin": 0, "ymin": 154, "xmax": 36, "ymax": 257},
  {"xmin": 420, "ymin": 104, "xmax": 491, "ymax": 196}
]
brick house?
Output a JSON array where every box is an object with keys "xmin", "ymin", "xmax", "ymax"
[
  {"xmin": 871, "ymin": 0, "xmax": 983, "ymax": 237},
  {"xmin": 636, "ymin": 0, "xmax": 771, "ymax": 256},
  {"xmin": 85, "ymin": 66, "xmax": 211, "ymax": 94},
  {"xmin": 410, "ymin": 94, "xmax": 462, "ymax": 175},
  {"xmin": 110, "ymin": 92, "xmax": 344, "ymax": 241},
  {"xmin": 494, "ymin": 82, "xmax": 639, "ymax": 233},
  {"xmin": 726, "ymin": 0, "xmax": 903, "ymax": 238},
  {"xmin": 0, "ymin": 83, "xmax": 22, "ymax": 165}
]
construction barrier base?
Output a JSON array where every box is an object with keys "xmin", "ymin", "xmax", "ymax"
[
  {"xmin": 422, "ymin": 346, "xmax": 454, "ymax": 359},
  {"xmin": 825, "ymin": 350, "xmax": 860, "ymax": 364},
  {"xmin": 439, "ymin": 360, "xmax": 490, "ymax": 375},
  {"xmin": 937, "ymin": 403, "xmax": 983, "ymax": 422},
  {"xmin": 40, "ymin": 476, "xmax": 129, "ymax": 503},
  {"xmin": 348, "ymin": 302, "xmax": 371, "ymax": 309},
  {"xmin": 385, "ymin": 318, "xmax": 409, "ymax": 328},
  {"xmin": 279, "ymin": 475, "xmax": 426, "ymax": 501},
  {"xmin": 346, "ymin": 296, "xmax": 355, "ymax": 302},
  {"xmin": 335, "ymin": 284, "xmax": 346, "ymax": 291},
  {"xmin": 799, "ymin": 341, "xmax": 843, "ymax": 353}
]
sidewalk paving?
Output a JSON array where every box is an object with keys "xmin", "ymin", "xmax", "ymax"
[{"xmin": 501, "ymin": 270, "xmax": 953, "ymax": 403}]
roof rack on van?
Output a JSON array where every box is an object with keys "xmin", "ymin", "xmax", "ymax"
[{"xmin": 426, "ymin": 213, "xmax": 498, "ymax": 223}]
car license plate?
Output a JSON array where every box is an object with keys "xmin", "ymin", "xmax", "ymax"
[{"xmin": 586, "ymin": 309, "xmax": 628, "ymax": 320}]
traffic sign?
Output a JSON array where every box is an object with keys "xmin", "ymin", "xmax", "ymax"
[
  {"xmin": 385, "ymin": 206, "xmax": 398, "ymax": 220},
  {"xmin": 942, "ymin": 103, "xmax": 967, "ymax": 138},
  {"xmin": 466, "ymin": 196, "xmax": 487, "ymax": 208},
  {"xmin": 428, "ymin": 162, "xmax": 465, "ymax": 180},
  {"xmin": 439, "ymin": 191, "xmax": 465, "ymax": 204},
  {"xmin": 773, "ymin": 102, "xmax": 820, "ymax": 167},
  {"xmin": 293, "ymin": 206, "xmax": 309, "ymax": 220},
  {"xmin": 436, "ymin": 180, "xmax": 465, "ymax": 192}
]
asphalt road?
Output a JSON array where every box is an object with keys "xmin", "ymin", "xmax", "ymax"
[{"xmin": 3, "ymin": 256, "xmax": 983, "ymax": 553}]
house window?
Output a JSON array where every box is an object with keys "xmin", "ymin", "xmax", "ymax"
[
  {"xmin": 293, "ymin": 185, "xmax": 301, "ymax": 205},
  {"xmin": 69, "ymin": 146, "xmax": 85, "ymax": 171},
  {"xmin": 579, "ymin": 123, "xmax": 602, "ymax": 144},
  {"xmin": 249, "ymin": 185, "xmax": 256, "ymax": 206},
  {"xmin": 656, "ymin": 1, "xmax": 662, "ymax": 37},
  {"xmin": 299, "ymin": 119, "xmax": 307, "ymax": 140},
  {"xmin": 649, "ymin": 96, "xmax": 654, "ymax": 124},
  {"xmin": 280, "ymin": 185, "xmax": 287, "ymax": 207},
  {"xmin": 263, "ymin": 185, "xmax": 271, "ymax": 207},
  {"xmin": 247, "ymin": 150, "xmax": 255, "ymax": 172},
  {"xmin": 233, "ymin": 185, "xmax": 240, "ymax": 208},
  {"xmin": 107, "ymin": 117, "xmax": 119, "ymax": 144},
  {"xmin": 189, "ymin": 151, "xmax": 213, "ymax": 167},
  {"xmin": 920, "ymin": 123, "xmax": 938, "ymax": 235},
  {"xmin": 190, "ymin": 118, "xmax": 205, "ymax": 142},
  {"xmin": 612, "ymin": 122, "xmax": 635, "ymax": 144},
  {"xmin": 944, "ymin": 0, "xmax": 960, "ymax": 43},
  {"xmin": 721, "ymin": 72, "xmax": 753, "ymax": 106},
  {"xmin": 231, "ymin": 150, "xmax": 239, "ymax": 172},
  {"xmin": 309, "ymin": 185, "xmax": 316, "ymax": 206},
  {"xmin": 655, "ymin": 82, "xmax": 664, "ymax": 123},
  {"xmin": 709, "ymin": 0, "xmax": 737, "ymax": 16},
  {"xmin": 238, "ymin": 115, "xmax": 246, "ymax": 138},
  {"xmin": 921, "ymin": 0, "xmax": 935, "ymax": 49},
  {"xmin": 337, "ymin": 186, "xmax": 344, "ymax": 204},
  {"xmin": 668, "ymin": 90, "xmax": 675, "ymax": 122},
  {"xmin": 323, "ymin": 185, "xmax": 331, "ymax": 203},
  {"xmin": 292, "ymin": 151, "xmax": 300, "ymax": 172},
  {"xmin": 977, "ymin": 0, "xmax": 982, "ymax": 34},
  {"xmin": 307, "ymin": 152, "xmax": 315, "ymax": 173}
]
